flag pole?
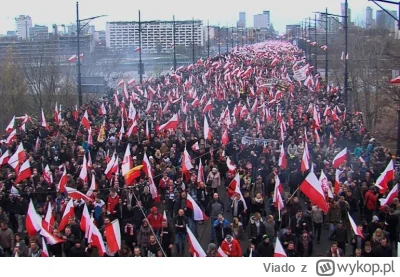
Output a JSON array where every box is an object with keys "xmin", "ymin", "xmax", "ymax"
[{"xmin": 286, "ymin": 186, "xmax": 300, "ymax": 203}]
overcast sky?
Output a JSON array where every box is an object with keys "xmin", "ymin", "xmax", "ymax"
[{"xmin": 0, "ymin": 0, "xmax": 398, "ymax": 34}]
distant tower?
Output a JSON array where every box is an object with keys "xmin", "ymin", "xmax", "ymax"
[
  {"xmin": 366, "ymin": 7, "xmax": 373, "ymax": 29},
  {"xmin": 237, "ymin": 12, "xmax": 246, "ymax": 28},
  {"xmin": 15, "ymin": 15, "xmax": 33, "ymax": 39}
]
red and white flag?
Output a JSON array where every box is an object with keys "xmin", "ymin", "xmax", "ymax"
[
  {"xmin": 191, "ymin": 141, "xmax": 199, "ymax": 151},
  {"xmin": 105, "ymin": 219, "xmax": 122, "ymax": 254},
  {"xmin": 58, "ymin": 199, "xmax": 74, "ymax": 231},
  {"xmin": 41, "ymin": 237, "xmax": 49, "ymax": 257},
  {"xmin": 379, "ymin": 184, "xmax": 398, "ymax": 207},
  {"xmin": 5, "ymin": 116, "xmax": 15, "ymax": 134},
  {"xmin": 41, "ymin": 108, "xmax": 48, "ymax": 129},
  {"xmin": 278, "ymin": 143, "xmax": 287, "ymax": 169},
  {"xmin": 142, "ymin": 153, "xmax": 159, "ymax": 202},
  {"xmin": 42, "ymin": 203, "xmax": 55, "ymax": 232},
  {"xmin": 80, "ymin": 203, "xmax": 91, "ymax": 238},
  {"xmin": 88, "ymin": 219, "xmax": 106, "ymax": 256},
  {"xmin": 158, "ymin": 114, "xmax": 179, "ymax": 132},
  {"xmin": 332, "ymin": 147, "xmax": 347, "ymax": 168},
  {"xmin": 121, "ymin": 144, "xmax": 133, "ymax": 176},
  {"xmin": 54, "ymin": 102, "xmax": 60, "ymax": 125},
  {"xmin": 0, "ymin": 150, "xmax": 10, "ymax": 167},
  {"xmin": 86, "ymin": 174, "xmax": 97, "ymax": 198},
  {"xmin": 6, "ymin": 129, "xmax": 17, "ymax": 146},
  {"xmin": 81, "ymin": 110, "xmax": 91, "ymax": 130},
  {"xmin": 15, "ymin": 159, "xmax": 31, "ymax": 184},
  {"xmin": 301, "ymin": 145, "xmax": 309, "ymax": 173},
  {"xmin": 274, "ymin": 237, "xmax": 287, "ymax": 257},
  {"xmin": 227, "ymin": 173, "xmax": 247, "ymax": 211},
  {"xmin": 348, "ymin": 212, "xmax": 364, "ymax": 239},
  {"xmin": 79, "ymin": 155, "xmax": 88, "ymax": 183},
  {"xmin": 226, "ymin": 156, "xmax": 236, "ymax": 171},
  {"xmin": 182, "ymin": 149, "xmax": 194, "ymax": 172},
  {"xmin": 334, "ymin": 169, "xmax": 341, "ymax": 195},
  {"xmin": 66, "ymin": 187, "xmax": 92, "ymax": 202},
  {"xmin": 57, "ymin": 167, "xmax": 67, "ymax": 193},
  {"xmin": 43, "ymin": 165, "xmax": 53, "ymax": 184},
  {"xmin": 8, "ymin": 143, "xmax": 25, "ymax": 173},
  {"xmin": 186, "ymin": 193, "xmax": 208, "ymax": 221},
  {"xmin": 104, "ymin": 153, "xmax": 118, "ymax": 180},
  {"xmin": 197, "ymin": 159, "xmax": 205, "ymax": 184},
  {"xmin": 221, "ymin": 129, "xmax": 229, "ymax": 145},
  {"xmin": 99, "ymin": 103, "xmax": 107, "ymax": 116},
  {"xmin": 375, "ymin": 160, "xmax": 394, "ymax": 194},
  {"xmin": 186, "ymin": 225, "xmax": 206, "ymax": 257},
  {"xmin": 217, "ymin": 246, "xmax": 228, "ymax": 257},
  {"xmin": 203, "ymin": 115, "xmax": 212, "ymax": 140},
  {"xmin": 299, "ymin": 171, "xmax": 329, "ymax": 213},
  {"xmin": 126, "ymin": 119, "xmax": 138, "ymax": 137},
  {"xmin": 26, "ymin": 199, "xmax": 43, "ymax": 237},
  {"xmin": 273, "ymin": 176, "xmax": 285, "ymax": 212}
]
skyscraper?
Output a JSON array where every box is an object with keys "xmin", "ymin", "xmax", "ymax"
[
  {"xmin": 366, "ymin": 7, "xmax": 373, "ymax": 29},
  {"xmin": 237, "ymin": 12, "xmax": 246, "ymax": 28},
  {"xmin": 376, "ymin": 10, "xmax": 386, "ymax": 29},
  {"xmin": 341, "ymin": 3, "xmax": 351, "ymax": 25},
  {"xmin": 15, "ymin": 15, "xmax": 32, "ymax": 40},
  {"xmin": 388, "ymin": 11, "xmax": 398, "ymax": 29},
  {"xmin": 254, "ymin": 11, "xmax": 270, "ymax": 29}
]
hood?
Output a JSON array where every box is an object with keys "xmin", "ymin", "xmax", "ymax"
[{"xmin": 250, "ymin": 216, "xmax": 263, "ymax": 224}]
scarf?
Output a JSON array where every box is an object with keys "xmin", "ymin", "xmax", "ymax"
[
  {"xmin": 331, "ymin": 247, "xmax": 341, "ymax": 257},
  {"xmin": 124, "ymin": 224, "xmax": 134, "ymax": 235}
]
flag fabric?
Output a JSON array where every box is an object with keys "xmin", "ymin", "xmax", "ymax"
[
  {"xmin": 88, "ymin": 219, "xmax": 106, "ymax": 256},
  {"xmin": 379, "ymin": 183, "xmax": 398, "ymax": 207},
  {"xmin": 334, "ymin": 169, "xmax": 341, "ymax": 195},
  {"xmin": 182, "ymin": 149, "xmax": 193, "ymax": 172},
  {"xmin": 191, "ymin": 141, "xmax": 200, "ymax": 151},
  {"xmin": 8, "ymin": 143, "xmax": 25, "ymax": 173},
  {"xmin": 121, "ymin": 144, "xmax": 133, "ymax": 176},
  {"xmin": 186, "ymin": 194, "xmax": 208, "ymax": 221},
  {"xmin": 142, "ymin": 153, "xmax": 159, "ymax": 202},
  {"xmin": 278, "ymin": 143, "xmax": 287, "ymax": 169},
  {"xmin": 203, "ymin": 115, "xmax": 211, "ymax": 140},
  {"xmin": 227, "ymin": 173, "xmax": 247, "ymax": 211},
  {"xmin": 197, "ymin": 159, "xmax": 205, "ymax": 184},
  {"xmin": 15, "ymin": 159, "xmax": 31, "ymax": 184},
  {"xmin": 301, "ymin": 145, "xmax": 309, "ymax": 173},
  {"xmin": 186, "ymin": 225, "xmax": 206, "ymax": 257},
  {"xmin": 58, "ymin": 199, "xmax": 74, "ymax": 231},
  {"xmin": 80, "ymin": 203, "xmax": 91, "ymax": 238},
  {"xmin": 217, "ymin": 246, "xmax": 228, "ymax": 257},
  {"xmin": 66, "ymin": 187, "xmax": 92, "ymax": 202},
  {"xmin": 6, "ymin": 129, "xmax": 17, "ymax": 146},
  {"xmin": 158, "ymin": 114, "xmax": 179, "ymax": 132},
  {"xmin": 41, "ymin": 237, "xmax": 49, "ymax": 257},
  {"xmin": 226, "ymin": 157, "xmax": 236, "ymax": 171},
  {"xmin": 390, "ymin": 76, "xmax": 400, "ymax": 84},
  {"xmin": 42, "ymin": 203, "xmax": 55, "ymax": 232},
  {"xmin": 332, "ymin": 147, "xmax": 347, "ymax": 168},
  {"xmin": 5, "ymin": 116, "xmax": 15, "ymax": 134},
  {"xmin": 348, "ymin": 212, "xmax": 364, "ymax": 239},
  {"xmin": 57, "ymin": 167, "xmax": 67, "ymax": 193},
  {"xmin": 124, "ymin": 165, "xmax": 143, "ymax": 185},
  {"xmin": 43, "ymin": 165, "xmax": 53, "ymax": 184},
  {"xmin": 81, "ymin": 110, "xmax": 91, "ymax": 129},
  {"xmin": 26, "ymin": 199, "xmax": 43, "ymax": 237},
  {"xmin": 299, "ymin": 171, "xmax": 329, "ymax": 213},
  {"xmin": 79, "ymin": 155, "xmax": 88, "ymax": 183},
  {"xmin": 0, "ymin": 150, "xmax": 10, "ymax": 167},
  {"xmin": 274, "ymin": 237, "xmax": 287, "ymax": 257},
  {"xmin": 41, "ymin": 108, "xmax": 48, "ymax": 129},
  {"xmin": 375, "ymin": 160, "xmax": 394, "ymax": 194},
  {"xmin": 221, "ymin": 129, "xmax": 229, "ymax": 145},
  {"xmin": 104, "ymin": 219, "xmax": 122, "ymax": 254},
  {"xmin": 86, "ymin": 174, "xmax": 97, "ymax": 198}
]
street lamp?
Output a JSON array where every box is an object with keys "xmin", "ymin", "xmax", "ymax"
[
  {"xmin": 314, "ymin": 8, "xmax": 329, "ymax": 84},
  {"xmin": 76, "ymin": 1, "xmax": 107, "ymax": 107},
  {"xmin": 192, "ymin": 18, "xmax": 196, "ymax": 64},
  {"xmin": 173, "ymin": 15, "xmax": 177, "ymax": 71}
]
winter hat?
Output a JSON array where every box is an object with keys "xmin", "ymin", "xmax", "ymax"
[
  {"xmin": 372, "ymin": 215, "xmax": 379, "ymax": 222},
  {"xmin": 208, "ymin": 243, "xmax": 217, "ymax": 251},
  {"xmin": 151, "ymin": 206, "xmax": 158, "ymax": 213}
]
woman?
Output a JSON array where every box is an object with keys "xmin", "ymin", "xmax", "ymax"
[
  {"xmin": 371, "ymin": 228, "xmax": 385, "ymax": 248},
  {"xmin": 252, "ymin": 193, "xmax": 265, "ymax": 215},
  {"xmin": 13, "ymin": 233, "xmax": 28, "ymax": 257},
  {"xmin": 206, "ymin": 243, "xmax": 217, "ymax": 257},
  {"xmin": 230, "ymin": 217, "xmax": 244, "ymax": 241},
  {"xmin": 137, "ymin": 219, "xmax": 152, "ymax": 256},
  {"xmin": 206, "ymin": 168, "xmax": 221, "ymax": 194}
]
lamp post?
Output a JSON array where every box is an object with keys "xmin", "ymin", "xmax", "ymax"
[
  {"xmin": 76, "ymin": 1, "xmax": 106, "ymax": 107},
  {"xmin": 173, "ymin": 15, "xmax": 177, "ymax": 71},
  {"xmin": 192, "ymin": 18, "xmax": 195, "ymax": 64},
  {"xmin": 217, "ymin": 25, "xmax": 221, "ymax": 55},
  {"xmin": 226, "ymin": 27, "xmax": 229, "ymax": 52},
  {"xmin": 207, "ymin": 21, "xmax": 210, "ymax": 58},
  {"xmin": 314, "ymin": 8, "xmax": 330, "ymax": 86}
]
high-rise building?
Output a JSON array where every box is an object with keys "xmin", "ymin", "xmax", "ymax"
[
  {"xmin": 29, "ymin": 25, "xmax": 49, "ymax": 40},
  {"xmin": 15, "ymin": 15, "xmax": 32, "ymax": 40},
  {"xmin": 341, "ymin": 3, "xmax": 351, "ymax": 25},
  {"xmin": 254, "ymin": 11, "xmax": 270, "ymax": 29},
  {"xmin": 376, "ymin": 9, "xmax": 397, "ymax": 30},
  {"xmin": 366, "ymin": 7, "xmax": 373, "ymax": 29},
  {"xmin": 318, "ymin": 14, "xmax": 340, "ymax": 33},
  {"xmin": 388, "ymin": 11, "xmax": 398, "ymax": 29},
  {"xmin": 106, "ymin": 20, "xmax": 203, "ymax": 53},
  {"xmin": 237, "ymin": 12, "xmax": 246, "ymax": 28}
]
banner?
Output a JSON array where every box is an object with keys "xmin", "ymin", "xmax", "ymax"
[
  {"xmin": 293, "ymin": 65, "xmax": 308, "ymax": 81},
  {"xmin": 241, "ymin": 136, "xmax": 278, "ymax": 146}
]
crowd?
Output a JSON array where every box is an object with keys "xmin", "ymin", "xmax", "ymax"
[{"xmin": 0, "ymin": 41, "xmax": 399, "ymax": 258}]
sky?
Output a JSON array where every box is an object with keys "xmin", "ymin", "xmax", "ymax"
[{"xmin": 0, "ymin": 0, "xmax": 398, "ymax": 35}]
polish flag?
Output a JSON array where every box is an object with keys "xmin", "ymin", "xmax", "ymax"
[
  {"xmin": 86, "ymin": 174, "xmax": 97, "ymax": 198},
  {"xmin": 5, "ymin": 116, "xmax": 15, "ymax": 134},
  {"xmin": 43, "ymin": 165, "xmax": 53, "ymax": 184},
  {"xmin": 332, "ymin": 147, "xmax": 347, "ymax": 168},
  {"xmin": 182, "ymin": 149, "xmax": 194, "ymax": 172},
  {"xmin": 134, "ymin": 46, "xmax": 141, "ymax": 52},
  {"xmin": 202, "ymin": 98, "xmax": 212, "ymax": 114},
  {"xmin": 40, "ymin": 227, "xmax": 65, "ymax": 245},
  {"xmin": 99, "ymin": 103, "xmax": 107, "ymax": 116},
  {"xmin": 79, "ymin": 155, "xmax": 88, "ymax": 183},
  {"xmin": 187, "ymin": 225, "xmax": 206, "ymax": 257},
  {"xmin": 226, "ymin": 156, "xmax": 236, "ymax": 171},
  {"xmin": 329, "ymin": 133, "xmax": 334, "ymax": 146},
  {"xmin": 81, "ymin": 110, "xmax": 91, "ymax": 130},
  {"xmin": 334, "ymin": 169, "xmax": 341, "ymax": 195},
  {"xmin": 359, "ymin": 156, "xmax": 365, "ymax": 164},
  {"xmin": 221, "ymin": 129, "xmax": 229, "ymax": 145},
  {"xmin": 142, "ymin": 153, "xmax": 159, "ymax": 202},
  {"xmin": 41, "ymin": 237, "xmax": 49, "ymax": 257},
  {"xmin": 128, "ymin": 101, "xmax": 137, "ymax": 121},
  {"xmin": 66, "ymin": 187, "xmax": 92, "ymax": 202},
  {"xmin": 121, "ymin": 144, "xmax": 133, "ymax": 176},
  {"xmin": 321, "ymin": 45, "xmax": 328, "ymax": 51},
  {"xmin": 301, "ymin": 146, "xmax": 309, "ymax": 173},
  {"xmin": 197, "ymin": 159, "xmax": 205, "ymax": 184},
  {"xmin": 158, "ymin": 114, "xmax": 179, "ymax": 132},
  {"xmin": 217, "ymin": 246, "xmax": 228, "ymax": 257},
  {"xmin": 163, "ymin": 210, "xmax": 167, "ymax": 221},
  {"xmin": 278, "ymin": 143, "xmax": 287, "ymax": 170},
  {"xmin": 105, "ymin": 219, "xmax": 122, "ymax": 254},
  {"xmin": 186, "ymin": 193, "xmax": 208, "ymax": 221},
  {"xmin": 379, "ymin": 184, "xmax": 398, "ymax": 207},
  {"xmin": 6, "ymin": 129, "xmax": 17, "ymax": 146},
  {"xmin": 299, "ymin": 171, "xmax": 329, "ymax": 213},
  {"xmin": 57, "ymin": 167, "xmax": 67, "ymax": 193},
  {"xmin": 26, "ymin": 200, "xmax": 43, "ymax": 236},
  {"xmin": 312, "ymin": 105, "xmax": 320, "ymax": 130},
  {"xmin": 41, "ymin": 108, "xmax": 48, "ymax": 129},
  {"xmin": 58, "ymin": 199, "xmax": 74, "ymax": 231},
  {"xmin": 348, "ymin": 212, "xmax": 364, "ymax": 239},
  {"xmin": 0, "ymin": 150, "xmax": 10, "ymax": 167},
  {"xmin": 319, "ymin": 170, "xmax": 332, "ymax": 198},
  {"xmin": 273, "ymin": 176, "xmax": 285, "ymax": 211},
  {"xmin": 145, "ymin": 120, "xmax": 150, "ymax": 139},
  {"xmin": 227, "ymin": 173, "xmax": 247, "ymax": 211},
  {"xmin": 314, "ymin": 128, "xmax": 321, "ymax": 144},
  {"xmin": 126, "ymin": 119, "xmax": 138, "ymax": 137},
  {"xmin": 8, "ymin": 143, "xmax": 25, "ymax": 174},
  {"xmin": 203, "ymin": 115, "xmax": 212, "ymax": 140},
  {"xmin": 390, "ymin": 76, "xmax": 400, "ymax": 84},
  {"xmin": 80, "ymin": 203, "xmax": 91, "ymax": 238},
  {"xmin": 375, "ymin": 160, "xmax": 394, "ymax": 194},
  {"xmin": 54, "ymin": 103, "xmax": 60, "ymax": 125},
  {"xmin": 191, "ymin": 96, "xmax": 200, "ymax": 108},
  {"xmin": 88, "ymin": 219, "xmax": 106, "ymax": 256},
  {"xmin": 104, "ymin": 153, "xmax": 117, "ymax": 179},
  {"xmin": 15, "ymin": 159, "xmax": 31, "ymax": 184},
  {"xmin": 274, "ymin": 237, "xmax": 287, "ymax": 257},
  {"xmin": 42, "ymin": 203, "xmax": 55, "ymax": 232},
  {"xmin": 191, "ymin": 141, "xmax": 200, "ymax": 151}
]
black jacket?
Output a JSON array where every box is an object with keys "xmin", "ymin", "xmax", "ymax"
[{"xmin": 256, "ymin": 241, "xmax": 274, "ymax": 257}]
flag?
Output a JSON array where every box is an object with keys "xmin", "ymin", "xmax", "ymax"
[
  {"xmin": 86, "ymin": 174, "xmax": 97, "ymax": 198},
  {"xmin": 40, "ymin": 227, "xmax": 65, "ymax": 245},
  {"xmin": 163, "ymin": 210, "xmax": 167, "ymax": 221},
  {"xmin": 332, "ymin": 147, "xmax": 347, "ymax": 168},
  {"xmin": 227, "ymin": 173, "xmax": 247, "ymax": 211},
  {"xmin": 273, "ymin": 176, "xmax": 285, "ymax": 211},
  {"xmin": 191, "ymin": 141, "xmax": 200, "ymax": 151},
  {"xmin": 301, "ymin": 146, "xmax": 309, "ymax": 173},
  {"xmin": 334, "ymin": 169, "xmax": 341, "ymax": 195},
  {"xmin": 197, "ymin": 159, "xmax": 205, "ymax": 184},
  {"xmin": 105, "ymin": 219, "xmax": 122, "ymax": 254},
  {"xmin": 299, "ymin": 171, "xmax": 329, "ymax": 213},
  {"xmin": 58, "ymin": 199, "xmax": 74, "ymax": 231},
  {"xmin": 81, "ymin": 110, "xmax": 91, "ymax": 129},
  {"xmin": 217, "ymin": 246, "xmax": 228, "ymax": 257},
  {"xmin": 186, "ymin": 194, "xmax": 208, "ymax": 221},
  {"xmin": 8, "ymin": 143, "xmax": 25, "ymax": 173},
  {"xmin": 221, "ymin": 129, "xmax": 229, "ymax": 145},
  {"xmin": 41, "ymin": 108, "xmax": 48, "ymax": 129},
  {"xmin": 87, "ymin": 127, "xmax": 93, "ymax": 146},
  {"xmin": 0, "ymin": 151, "xmax": 10, "ymax": 167},
  {"xmin": 66, "ymin": 187, "xmax": 92, "ymax": 202},
  {"xmin": 57, "ymin": 167, "xmax": 67, "ymax": 193},
  {"xmin": 186, "ymin": 225, "xmax": 206, "ymax": 257},
  {"xmin": 204, "ymin": 115, "xmax": 211, "ymax": 140},
  {"xmin": 126, "ymin": 119, "xmax": 138, "ymax": 138},
  {"xmin": 121, "ymin": 144, "xmax": 133, "ymax": 176},
  {"xmin": 158, "ymin": 114, "xmax": 179, "ymax": 132},
  {"xmin": 104, "ymin": 153, "xmax": 118, "ymax": 180},
  {"xmin": 26, "ymin": 200, "xmax": 43, "ymax": 237},
  {"xmin": 6, "ymin": 129, "xmax": 17, "ymax": 146},
  {"xmin": 54, "ymin": 102, "xmax": 60, "ymax": 125},
  {"xmin": 43, "ymin": 165, "xmax": 53, "ymax": 184},
  {"xmin": 5, "ymin": 116, "xmax": 15, "ymax": 134},
  {"xmin": 182, "ymin": 149, "xmax": 194, "ymax": 172},
  {"xmin": 42, "ymin": 203, "xmax": 55, "ymax": 232},
  {"xmin": 124, "ymin": 165, "xmax": 143, "ymax": 185},
  {"xmin": 226, "ymin": 157, "xmax": 236, "ymax": 171},
  {"xmin": 79, "ymin": 155, "xmax": 88, "ymax": 183},
  {"xmin": 88, "ymin": 219, "xmax": 106, "ymax": 256},
  {"xmin": 390, "ymin": 76, "xmax": 400, "ymax": 84},
  {"xmin": 15, "ymin": 160, "xmax": 31, "ymax": 184},
  {"xmin": 375, "ymin": 160, "xmax": 394, "ymax": 194},
  {"xmin": 278, "ymin": 143, "xmax": 287, "ymax": 169},
  {"xmin": 274, "ymin": 237, "xmax": 287, "ymax": 257},
  {"xmin": 379, "ymin": 184, "xmax": 398, "ymax": 207},
  {"xmin": 41, "ymin": 237, "xmax": 49, "ymax": 257},
  {"xmin": 80, "ymin": 203, "xmax": 91, "ymax": 238},
  {"xmin": 202, "ymin": 98, "xmax": 212, "ymax": 114},
  {"xmin": 348, "ymin": 212, "xmax": 364, "ymax": 239}
]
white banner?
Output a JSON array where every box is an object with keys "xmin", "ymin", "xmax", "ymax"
[{"xmin": 293, "ymin": 65, "xmax": 308, "ymax": 81}]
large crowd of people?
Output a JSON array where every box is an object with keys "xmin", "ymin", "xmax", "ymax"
[{"xmin": 0, "ymin": 41, "xmax": 399, "ymax": 258}]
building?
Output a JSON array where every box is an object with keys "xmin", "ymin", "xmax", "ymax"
[
  {"xmin": 6, "ymin": 31, "xmax": 17, "ymax": 37},
  {"xmin": 388, "ymin": 11, "xmax": 398, "ymax": 30},
  {"xmin": 237, "ymin": 12, "xmax": 246, "ymax": 28},
  {"xmin": 375, "ymin": 10, "xmax": 397, "ymax": 30},
  {"xmin": 317, "ymin": 14, "xmax": 340, "ymax": 33},
  {"xmin": 366, "ymin": 7, "xmax": 373, "ymax": 29},
  {"xmin": 15, "ymin": 15, "xmax": 32, "ymax": 40},
  {"xmin": 67, "ymin": 24, "xmax": 95, "ymax": 36},
  {"xmin": 29, "ymin": 25, "xmax": 49, "ymax": 40},
  {"xmin": 106, "ymin": 20, "xmax": 203, "ymax": 53},
  {"xmin": 254, "ymin": 11, "xmax": 270, "ymax": 29},
  {"xmin": 341, "ymin": 3, "xmax": 351, "ymax": 25}
]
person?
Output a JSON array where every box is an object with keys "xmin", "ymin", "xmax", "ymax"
[
  {"xmin": 351, "ymin": 248, "xmax": 363, "ymax": 257},
  {"xmin": 146, "ymin": 206, "xmax": 163, "ymax": 234},
  {"xmin": 220, "ymin": 234, "xmax": 242, "ymax": 257},
  {"xmin": 213, "ymin": 214, "xmax": 231, "ymax": 246},
  {"xmin": 330, "ymin": 221, "xmax": 348, "ymax": 255},
  {"xmin": 159, "ymin": 220, "xmax": 173, "ymax": 257},
  {"xmin": 137, "ymin": 219, "xmax": 152, "ymax": 256},
  {"xmin": 207, "ymin": 193, "xmax": 224, "ymax": 243},
  {"xmin": 243, "ymin": 243, "xmax": 256, "ymax": 257},
  {"xmin": 146, "ymin": 235, "xmax": 160, "ymax": 257},
  {"xmin": 296, "ymin": 231, "xmax": 313, "ymax": 257},
  {"xmin": 27, "ymin": 240, "xmax": 43, "ymax": 257},
  {"xmin": 286, "ymin": 241, "xmax": 299, "ymax": 257},
  {"xmin": 206, "ymin": 243, "xmax": 217, "ymax": 257},
  {"xmin": 230, "ymin": 216, "xmax": 244, "ymax": 240},
  {"xmin": 256, "ymin": 234, "xmax": 274, "ymax": 257},
  {"xmin": 249, "ymin": 212, "xmax": 265, "ymax": 245},
  {"xmin": 373, "ymin": 238, "xmax": 392, "ymax": 257},
  {"xmin": 280, "ymin": 227, "xmax": 295, "ymax": 249},
  {"xmin": 351, "ymin": 225, "xmax": 368, "ymax": 255},
  {"xmin": 0, "ymin": 222, "xmax": 13, "ymax": 257},
  {"xmin": 173, "ymin": 209, "xmax": 187, "ymax": 256},
  {"xmin": 326, "ymin": 241, "xmax": 344, "ymax": 257},
  {"xmin": 312, "ymin": 205, "xmax": 323, "ymax": 244}
]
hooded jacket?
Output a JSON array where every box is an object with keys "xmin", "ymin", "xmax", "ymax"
[{"xmin": 220, "ymin": 238, "xmax": 242, "ymax": 257}]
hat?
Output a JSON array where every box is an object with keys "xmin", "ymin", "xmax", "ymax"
[
  {"xmin": 372, "ymin": 215, "xmax": 379, "ymax": 222},
  {"xmin": 225, "ymin": 234, "xmax": 233, "ymax": 241},
  {"xmin": 262, "ymin": 234, "xmax": 269, "ymax": 240},
  {"xmin": 208, "ymin": 243, "xmax": 217, "ymax": 251},
  {"xmin": 151, "ymin": 206, "xmax": 158, "ymax": 213}
]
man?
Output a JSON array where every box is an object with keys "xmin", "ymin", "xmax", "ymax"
[
  {"xmin": 285, "ymin": 241, "xmax": 299, "ymax": 257},
  {"xmin": 207, "ymin": 193, "xmax": 224, "ymax": 243},
  {"xmin": 146, "ymin": 235, "xmax": 160, "ymax": 257},
  {"xmin": 256, "ymin": 234, "xmax": 274, "ymax": 257},
  {"xmin": 173, "ymin": 209, "xmax": 187, "ymax": 256},
  {"xmin": 280, "ymin": 227, "xmax": 295, "ymax": 248},
  {"xmin": 0, "ymin": 222, "xmax": 13, "ymax": 256},
  {"xmin": 264, "ymin": 215, "xmax": 276, "ymax": 240},
  {"xmin": 330, "ymin": 221, "xmax": 348, "ymax": 255},
  {"xmin": 220, "ymin": 234, "xmax": 242, "ymax": 257},
  {"xmin": 326, "ymin": 241, "xmax": 344, "ymax": 257},
  {"xmin": 146, "ymin": 207, "xmax": 163, "ymax": 233},
  {"xmin": 249, "ymin": 212, "xmax": 265, "ymax": 245},
  {"xmin": 213, "ymin": 214, "xmax": 230, "ymax": 246},
  {"xmin": 373, "ymin": 238, "xmax": 392, "ymax": 257}
]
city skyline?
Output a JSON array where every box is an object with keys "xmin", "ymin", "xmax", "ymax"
[{"xmin": 0, "ymin": 0, "xmax": 398, "ymax": 35}]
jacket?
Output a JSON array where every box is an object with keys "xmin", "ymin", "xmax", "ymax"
[
  {"xmin": 220, "ymin": 238, "xmax": 242, "ymax": 257},
  {"xmin": 0, "ymin": 228, "xmax": 14, "ymax": 249},
  {"xmin": 107, "ymin": 194, "xmax": 120, "ymax": 214},
  {"xmin": 256, "ymin": 241, "xmax": 274, "ymax": 257},
  {"xmin": 249, "ymin": 216, "xmax": 265, "ymax": 239},
  {"xmin": 146, "ymin": 213, "xmax": 163, "ymax": 231}
]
